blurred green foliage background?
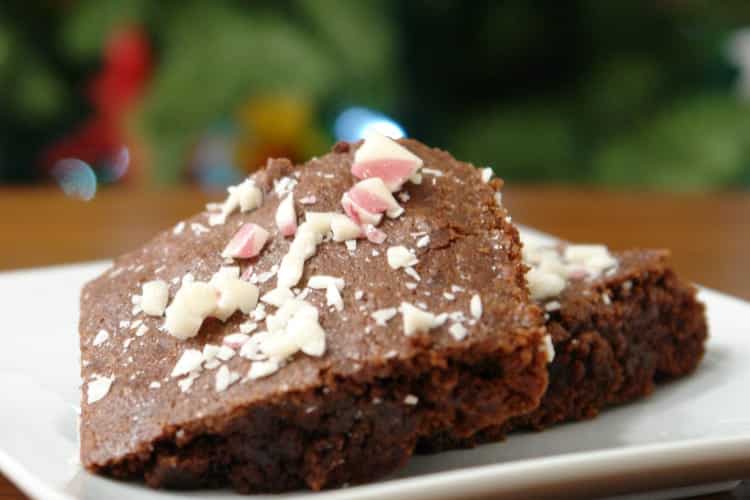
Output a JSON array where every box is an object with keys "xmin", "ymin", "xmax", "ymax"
[{"xmin": 2, "ymin": 0, "xmax": 750, "ymax": 190}]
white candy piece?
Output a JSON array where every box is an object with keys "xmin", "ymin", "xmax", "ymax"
[
  {"xmin": 304, "ymin": 212, "xmax": 336, "ymax": 236},
  {"xmin": 164, "ymin": 282, "xmax": 218, "ymax": 339},
  {"xmin": 307, "ymin": 275, "xmax": 345, "ymax": 291},
  {"xmin": 141, "ymin": 280, "xmax": 169, "ymax": 316},
  {"xmin": 404, "ymin": 394, "xmax": 419, "ymax": 405},
  {"xmin": 171, "ymin": 349, "xmax": 203, "ymax": 377},
  {"xmin": 480, "ymin": 167, "xmax": 494, "ymax": 183},
  {"xmin": 526, "ymin": 267, "xmax": 567, "ymax": 301},
  {"xmin": 401, "ymin": 302, "xmax": 441, "ymax": 336},
  {"xmin": 247, "ymin": 360, "xmax": 280, "ymax": 380},
  {"xmin": 276, "ymin": 218, "xmax": 331, "ymax": 289},
  {"xmin": 288, "ymin": 311, "xmax": 326, "ymax": 356},
  {"xmin": 371, "ymin": 307, "xmax": 398, "ymax": 326},
  {"xmin": 202, "ymin": 344, "xmax": 221, "ymax": 363},
  {"xmin": 223, "ymin": 333, "xmax": 251, "ymax": 349},
  {"xmin": 87, "ymin": 375, "xmax": 114, "ymax": 404},
  {"xmin": 211, "ymin": 268, "xmax": 260, "ymax": 320},
  {"xmin": 215, "ymin": 365, "xmax": 241, "ymax": 392},
  {"xmin": 326, "ymin": 283, "xmax": 344, "ymax": 311},
  {"xmin": 542, "ymin": 334, "xmax": 556, "ymax": 363},
  {"xmin": 520, "ymin": 233, "xmax": 618, "ymax": 301},
  {"xmin": 449, "ymin": 323, "xmax": 468, "ymax": 340},
  {"xmin": 92, "ymin": 329, "xmax": 109, "ymax": 346},
  {"xmin": 387, "ymin": 246, "xmax": 418, "ymax": 269},
  {"xmin": 275, "ymin": 193, "xmax": 297, "ymax": 237},
  {"xmin": 217, "ymin": 345, "xmax": 236, "ymax": 361},
  {"xmin": 261, "ymin": 287, "xmax": 295, "ymax": 308},
  {"xmin": 470, "ymin": 294, "xmax": 483, "ymax": 320},
  {"xmin": 330, "ymin": 214, "xmax": 363, "ymax": 241},
  {"xmin": 221, "ymin": 178, "xmax": 263, "ymax": 218}
]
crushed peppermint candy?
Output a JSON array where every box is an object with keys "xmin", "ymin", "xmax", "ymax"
[
  {"xmin": 221, "ymin": 178, "xmax": 263, "ymax": 220},
  {"xmin": 247, "ymin": 359, "xmax": 280, "ymax": 380},
  {"xmin": 421, "ymin": 167, "xmax": 443, "ymax": 177},
  {"xmin": 164, "ymin": 267, "xmax": 259, "ymax": 339},
  {"xmin": 92, "ymin": 329, "xmax": 109, "ymax": 346},
  {"xmin": 401, "ymin": 302, "xmax": 443, "ymax": 336},
  {"xmin": 215, "ymin": 365, "xmax": 241, "ymax": 392},
  {"xmin": 371, "ymin": 307, "xmax": 398, "ymax": 326},
  {"xmin": 416, "ymin": 235, "xmax": 430, "ymax": 248},
  {"xmin": 480, "ymin": 167, "xmax": 494, "ymax": 183},
  {"xmin": 387, "ymin": 246, "xmax": 418, "ymax": 269},
  {"xmin": 307, "ymin": 275, "xmax": 345, "ymax": 291},
  {"xmin": 326, "ymin": 283, "xmax": 344, "ymax": 311},
  {"xmin": 470, "ymin": 294, "xmax": 483, "ymax": 320},
  {"xmin": 217, "ymin": 345, "xmax": 236, "ymax": 361},
  {"xmin": 261, "ymin": 287, "xmax": 295, "ymax": 307},
  {"xmin": 544, "ymin": 300, "xmax": 561, "ymax": 312},
  {"xmin": 521, "ymin": 234, "xmax": 618, "ymax": 301},
  {"xmin": 275, "ymin": 193, "xmax": 297, "ymax": 237},
  {"xmin": 178, "ymin": 372, "xmax": 200, "ymax": 393},
  {"xmin": 404, "ymin": 394, "xmax": 419, "ymax": 405},
  {"xmin": 135, "ymin": 324, "xmax": 148, "ymax": 337},
  {"xmin": 331, "ymin": 214, "xmax": 362, "ymax": 241},
  {"xmin": 222, "ymin": 223, "xmax": 270, "ymax": 259},
  {"xmin": 351, "ymin": 131, "xmax": 423, "ymax": 191},
  {"xmin": 173, "ymin": 221, "xmax": 186, "ymax": 235},
  {"xmin": 87, "ymin": 375, "xmax": 114, "ymax": 404},
  {"xmin": 542, "ymin": 334, "xmax": 555, "ymax": 362},
  {"xmin": 448, "ymin": 322, "xmax": 468, "ymax": 340},
  {"xmin": 299, "ymin": 195, "xmax": 317, "ymax": 205},
  {"xmin": 404, "ymin": 267, "xmax": 421, "ymax": 282},
  {"xmin": 141, "ymin": 280, "xmax": 169, "ymax": 316},
  {"xmin": 171, "ymin": 349, "xmax": 203, "ymax": 377},
  {"xmin": 343, "ymin": 178, "xmax": 403, "ymax": 223}
]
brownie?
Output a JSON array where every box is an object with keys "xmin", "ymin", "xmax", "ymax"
[
  {"xmin": 78, "ymin": 137, "xmax": 549, "ymax": 492},
  {"xmin": 418, "ymin": 246, "xmax": 707, "ymax": 453}
]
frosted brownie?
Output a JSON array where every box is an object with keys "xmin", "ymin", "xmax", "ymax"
[
  {"xmin": 78, "ymin": 134, "xmax": 549, "ymax": 492},
  {"xmin": 419, "ymin": 239, "xmax": 707, "ymax": 452}
]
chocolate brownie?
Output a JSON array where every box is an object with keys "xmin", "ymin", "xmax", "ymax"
[
  {"xmin": 418, "ymin": 242, "xmax": 707, "ymax": 453},
  {"xmin": 78, "ymin": 135, "xmax": 549, "ymax": 492}
]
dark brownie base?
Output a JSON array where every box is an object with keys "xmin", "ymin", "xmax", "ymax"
[
  {"xmin": 99, "ymin": 335, "xmax": 546, "ymax": 492},
  {"xmin": 418, "ymin": 249, "xmax": 708, "ymax": 453}
]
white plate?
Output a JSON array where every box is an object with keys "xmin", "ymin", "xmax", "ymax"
[{"xmin": 1, "ymin": 258, "xmax": 750, "ymax": 500}]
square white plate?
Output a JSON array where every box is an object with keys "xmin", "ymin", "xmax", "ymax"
[{"xmin": 1, "ymin": 256, "xmax": 749, "ymax": 500}]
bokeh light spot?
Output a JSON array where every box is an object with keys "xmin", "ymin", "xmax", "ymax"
[
  {"xmin": 333, "ymin": 107, "xmax": 406, "ymax": 142},
  {"xmin": 51, "ymin": 159, "xmax": 97, "ymax": 201}
]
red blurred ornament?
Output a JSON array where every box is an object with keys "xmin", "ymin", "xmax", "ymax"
[{"xmin": 40, "ymin": 26, "xmax": 152, "ymax": 182}]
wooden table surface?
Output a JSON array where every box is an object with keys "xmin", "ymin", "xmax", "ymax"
[{"xmin": 1, "ymin": 186, "xmax": 748, "ymax": 499}]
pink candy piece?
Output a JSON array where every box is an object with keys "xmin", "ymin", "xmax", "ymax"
[
  {"xmin": 345, "ymin": 178, "xmax": 403, "ymax": 219},
  {"xmin": 351, "ymin": 159, "xmax": 419, "ymax": 192},
  {"xmin": 275, "ymin": 194, "xmax": 297, "ymax": 237},
  {"xmin": 222, "ymin": 223, "xmax": 270, "ymax": 259},
  {"xmin": 342, "ymin": 191, "xmax": 383, "ymax": 226},
  {"xmin": 364, "ymin": 224, "xmax": 387, "ymax": 244}
]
